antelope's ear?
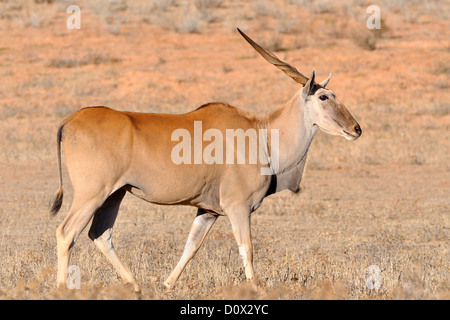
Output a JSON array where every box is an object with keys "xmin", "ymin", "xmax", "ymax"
[
  {"xmin": 302, "ymin": 70, "xmax": 316, "ymax": 99},
  {"xmin": 320, "ymin": 73, "xmax": 331, "ymax": 88}
]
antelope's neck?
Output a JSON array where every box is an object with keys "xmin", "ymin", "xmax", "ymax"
[{"xmin": 266, "ymin": 90, "xmax": 318, "ymax": 174}]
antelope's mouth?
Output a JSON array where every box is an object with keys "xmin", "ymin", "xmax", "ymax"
[{"xmin": 343, "ymin": 130, "xmax": 361, "ymax": 141}]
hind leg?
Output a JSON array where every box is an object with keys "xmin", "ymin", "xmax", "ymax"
[
  {"xmin": 56, "ymin": 190, "xmax": 109, "ymax": 289},
  {"xmin": 87, "ymin": 188, "xmax": 139, "ymax": 292}
]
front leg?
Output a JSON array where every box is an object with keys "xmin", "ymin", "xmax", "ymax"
[
  {"xmin": 163, "ymin": 209, "xmax": 217, "ymax": 288},
  {"xmin": 228, "ymin": 208, "xmax": 254, "ymax": 281}
]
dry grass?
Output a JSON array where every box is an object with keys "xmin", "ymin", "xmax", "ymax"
[
  {"xmin": 1, "ymin": 174, "xmax": 448, "ymax": 300},
  {"xmin": 0, "ymin": 0, "xmax": 448, "ymax": 300}
]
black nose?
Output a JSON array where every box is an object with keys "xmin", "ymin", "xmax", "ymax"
[{"xmin": 355, "ymin": 124, "xmax": 362, "ymax": 136}]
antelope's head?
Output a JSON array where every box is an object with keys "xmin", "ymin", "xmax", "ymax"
[{"xmin": 238, "ymin": 28, "xmax": 362, "ymax": 141}]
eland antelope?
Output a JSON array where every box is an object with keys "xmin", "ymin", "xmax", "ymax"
[{"xmin": 50, "ymin": 29, "xmax": 361, "ymax": 292}]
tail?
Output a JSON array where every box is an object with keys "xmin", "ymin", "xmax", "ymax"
[{"xmin": 49, "ymin": 124, "xmax": 65, "ymax": 216}]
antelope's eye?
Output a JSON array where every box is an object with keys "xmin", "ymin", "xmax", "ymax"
[{"xmin": 319, "ymin": 95, "xmax": 328, "ymax": 101}]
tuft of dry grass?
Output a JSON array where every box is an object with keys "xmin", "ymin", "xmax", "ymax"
[{"xmin": 48, "ymin": 51, "xmax": 122, "ymax": 69}]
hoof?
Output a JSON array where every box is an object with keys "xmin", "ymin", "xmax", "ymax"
[
  {"xmin": 124, "ymin": 282, "xmax": 141, "ymax": 294},
  {"xmin": 163, "ymin": 281, "xmax": 175, "ymax": 293}
]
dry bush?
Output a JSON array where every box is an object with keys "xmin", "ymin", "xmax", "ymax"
[
  {"xmin": 194, "ymin": 0, "xmax": 224, "ymax": 11},
  {"xmin": 351, "ymin": 27, "xmax": 378, "ymax": 51},
  {"xmin": 175, "ymin": 9, "xmax": 205, "ymax": 34}
]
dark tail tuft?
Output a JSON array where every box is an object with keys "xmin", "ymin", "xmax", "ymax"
[{"xmin": 49, "ymin": 187, "xmax": 63, "ymax": 216}]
